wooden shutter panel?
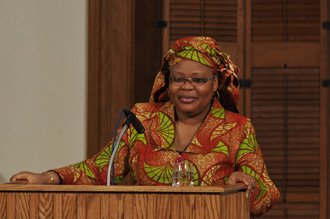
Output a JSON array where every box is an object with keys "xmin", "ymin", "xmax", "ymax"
[
  {"xmin": 251, "ymin": 68, "xmax": 321, "ymax": 218},
  {"xmin": 252, "ymin": 0, "xmax": 320, "ymax": 42},
  {"xmin": 169, "ymin": 0, "xmax": 238, "ymax": 43},
  {"xmin": 169, "ymin": 0, "xmax": 202, "ymax": 41},
  {"xmin": 204, "ymin": 0, "xmax": 237, "ymax": 41}
]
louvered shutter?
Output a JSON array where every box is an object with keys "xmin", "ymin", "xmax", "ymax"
[
  {"xmin": 251, "ymin": 68, "xmax": 321, "ymax": 218},
  {"xmin": 252, "ymin": 0, "xmax": 320, "ymax": 42},
  {"xmin": 169, "ymin": 0, "xmax": 237, "ymax": 42},
  {"xmin": 249, "ymin": 0, "xmax": 325, "ymax": 218}
]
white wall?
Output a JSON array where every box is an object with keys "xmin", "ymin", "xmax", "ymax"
[{"xmin": 0, "ymin": 1, "xmax": 87, "ymax": 183}]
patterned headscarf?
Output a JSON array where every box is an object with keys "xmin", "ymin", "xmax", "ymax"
[{"xmin": 150, "ymin": 36, "xmax": 240, "ymax": 113}]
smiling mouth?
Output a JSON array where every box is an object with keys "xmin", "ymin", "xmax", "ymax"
[{"xmin": 178, "ymin": 95, "xmax": 196, "ymax": 103}]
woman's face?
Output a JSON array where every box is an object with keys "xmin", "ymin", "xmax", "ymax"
[{"xmin": 169, "ymin": 60, "xmax": 218, "ymax": 118}]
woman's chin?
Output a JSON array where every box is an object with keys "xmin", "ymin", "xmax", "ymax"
[
  {"xmin": 174, "ymin": 100, "xmax": 212, "ymax": 119},
  {"xmin": 176, "ymin": 105, "xmax": 200, "ymax": 117}
]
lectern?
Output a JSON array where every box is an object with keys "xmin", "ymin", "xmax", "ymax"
[{"xmin": 0, "ymin": 183, "xmax": 249, "ymax": 219}]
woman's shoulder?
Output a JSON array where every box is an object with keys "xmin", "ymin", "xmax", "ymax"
[
  {"xmin": 212, "ymin": 99, "xmax": 251, "ymax": 123},
  {"xmin": 212, "ymin": 101, "xmax": 251, "ymax": 128},
  {"xmin": 131, "ymin": 102, "xmax": 175, "ymax": 123},
  {"xmin": 132, "ymin": 102, "xmax": 170, "ymax": 114}
]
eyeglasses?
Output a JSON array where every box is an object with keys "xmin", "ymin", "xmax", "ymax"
[{"xmin": 169, "ymin": 74, "xmax": 216, "ymax": 86}]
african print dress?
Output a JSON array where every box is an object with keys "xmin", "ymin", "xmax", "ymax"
[{"xmin": 53, "ymin": 99, "xmax": 279, "ymax": 217}]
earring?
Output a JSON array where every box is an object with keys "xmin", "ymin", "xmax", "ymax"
[{"xmin": 214, "ymin": 90, "xmax": 220, "ymax": 99}]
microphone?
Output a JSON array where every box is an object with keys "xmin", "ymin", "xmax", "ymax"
[
  {"xmin": 123, "ymin": 109, "xmax": 145, "ymax": 134},
  {"xmin": 107, "ymin": 109, "xmax": 145, "ymax": 186}
]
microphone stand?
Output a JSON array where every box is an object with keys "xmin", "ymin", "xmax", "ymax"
[{"xmin": 106, "ymin": 112, "xmax": 135, "ymax": 186}]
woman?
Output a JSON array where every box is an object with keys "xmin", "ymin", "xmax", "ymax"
[{"xmin": 11, "ymin": 36, "xmax": 279, "ymax": 217}]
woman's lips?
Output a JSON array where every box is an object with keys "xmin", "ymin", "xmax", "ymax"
[{"xmin": 178, "ymin": 95, "xmax": 196, "ymax": 103}]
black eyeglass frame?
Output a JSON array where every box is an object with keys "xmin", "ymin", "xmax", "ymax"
[{"xmin": 169, "ymin": 74, "xmax": 216, "ymax": 86}]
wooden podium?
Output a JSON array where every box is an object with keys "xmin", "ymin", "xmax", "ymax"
[{"xmin": 0, "ymin": 183, "xmax": 249, "ymax": 219}]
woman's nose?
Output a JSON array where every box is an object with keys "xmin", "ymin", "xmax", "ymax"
[{"xmin": 181, "ymin": 79, "xmax": 194, "ymax": 89}]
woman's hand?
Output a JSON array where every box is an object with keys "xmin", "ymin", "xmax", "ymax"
[
  {"xmin": 228, "ymin": 171, "xmax": 257, "ymax": 198},
  {"xmin": 10, "ymin": 171, "xmax": 60, "ymax": 185}
]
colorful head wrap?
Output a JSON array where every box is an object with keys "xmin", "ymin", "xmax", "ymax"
[{"xmin": 150, "ymin": 36, "xmax": 240, "ymax": 113}]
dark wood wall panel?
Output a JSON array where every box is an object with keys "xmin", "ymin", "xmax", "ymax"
[
  {"xmin": 134, "ymin": 0, "xmax": 163, "ymax": 103},
  {"xmin": 88, "ymin": 0, "xmax": 134, "ymax": 157}
]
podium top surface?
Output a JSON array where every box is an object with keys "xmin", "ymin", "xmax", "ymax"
[{"xmin": 0, "ymin": 182, "xmax": 246, "ymax": 194}]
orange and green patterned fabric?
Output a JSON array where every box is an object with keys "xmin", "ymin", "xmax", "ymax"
[{"xmin": 53, "ymin": 99, "xmax": 279, "ymax": 217}]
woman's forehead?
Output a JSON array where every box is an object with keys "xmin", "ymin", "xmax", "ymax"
[
  {"xmin": 170, "ymin": 72, "xmax": 209, "ymax": 77},
  {"xmin": 170, "ymin": 60, "xmax": 213, "ymax": 75}
]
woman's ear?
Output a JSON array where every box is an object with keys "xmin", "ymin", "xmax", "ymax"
[{"xmin": 213, "ymin": 75, "xmax": 219, "ymax": 92}]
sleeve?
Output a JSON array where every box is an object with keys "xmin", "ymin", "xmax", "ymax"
[
  {"xmin": 235, "ymin": 119, "xmax": 280, "ymax": 218},
  {"xmin": 52, "ymin": 126, "xmax": 133, "ymax": 185}
]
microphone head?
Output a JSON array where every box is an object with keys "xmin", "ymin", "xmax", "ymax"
[{"xmin": 123, "ymin": 109, "xmax": 145, "ymax": 134}]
